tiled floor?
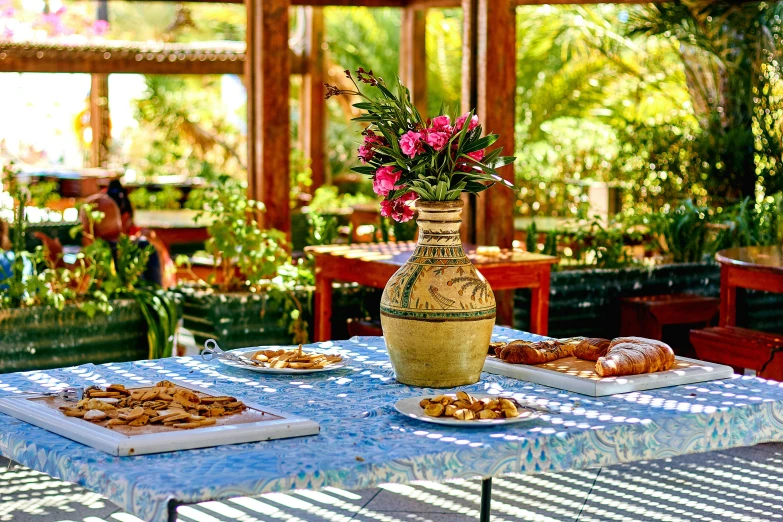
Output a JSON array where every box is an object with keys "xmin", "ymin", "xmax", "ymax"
[{"xmin": 2, "ymin": 443, "xmax": 783, "ymax": 522}]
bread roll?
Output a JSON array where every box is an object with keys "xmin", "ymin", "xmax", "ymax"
[
  {"xmin": 573, "ymin": 338, "xmax": 611, "ymax": 361},
  {"xmin": 498, "ymin": 339, "xmax": 573, "ymax": 365},
  {"xmin": 595, "ymin": 337, "xmax": 675, "ymax": 377}
]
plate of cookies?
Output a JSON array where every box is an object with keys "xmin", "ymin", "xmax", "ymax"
[
  {"xmin": 218, "ymin": 344, "xmax": 349, "ymax": 374},
  {"xmin": 395, "ymin": 391, "xmax": 540, "ymax": 427}
]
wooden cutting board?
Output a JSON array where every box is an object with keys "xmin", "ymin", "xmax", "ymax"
[
  {"xmin": 483, "ymin": 355, "xmax": 734, "ymax": 396},
  {"xmin": 0, "ymin": 383, "xmax": 319, "ymax": 456}
]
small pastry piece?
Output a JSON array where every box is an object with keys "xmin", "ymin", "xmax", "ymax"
[
  {"xmin": 595, "ymin": 337, "xmax": 675, "ymax": 377},
  {"xmin": 573, "ymin": 338, "xmax": 611, "ymax": 361},
  {"xmin": 83, "ymin": 410, "xmax": 107, "ymax": 421},
  {"xmin": 489, "ymin": 341, "xmax": 507, "ymax": 355},
  {"xmin": 498, "ymin": 339, "xmax": 573, "ymax": 365}
]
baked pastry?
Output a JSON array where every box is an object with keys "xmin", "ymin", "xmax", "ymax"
[
  {"xmin": 497, "ymin": 339, "xmax": 574, "ymax": 365},
  {"xmin": 595, "ymin": 337, "xmax": 675, "ymax": 377},
  {"xmin": 573, "ymin": 338, "xmax": 611, "ymax": 361},
  {"xmin": 489, "ymin": 341, "xmax": 507, "ymax": 355}
]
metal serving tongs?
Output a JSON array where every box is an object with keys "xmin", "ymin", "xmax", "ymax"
[
  {"xmin": 201, "ymin": 339, "xmax": 261, "ymax": 367},
  {"xmin": 19, "ymin": 387, "xmax": 84, "ymax": 402}
]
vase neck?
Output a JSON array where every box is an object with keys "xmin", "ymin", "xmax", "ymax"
[{"xmin": 415, "ymin": 201, "xmax": 463, "ymax": 247}]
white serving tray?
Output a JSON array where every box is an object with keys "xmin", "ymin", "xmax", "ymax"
[
  {"xmin": 483, "ymin": 355, "xmax": 734, "ymax": 397},
  {"xmin": 0, "ymin": 383, "xmax": 319, "ymax": 456}
]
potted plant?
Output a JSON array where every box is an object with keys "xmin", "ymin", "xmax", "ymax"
[
  {"xmin": 515, "ymin": 196, "xmax": 783, "ymax": 339},
  {"xmin": 0, "ymin": 175, "xmax": 178, "ymax": 374},
  {"xmin": 326, "ymin": 68, "xmax": 516, "ymax": 387},
  {"xmin": 174, "ymin": 175, "xmax": 368, "ymax": 349}
]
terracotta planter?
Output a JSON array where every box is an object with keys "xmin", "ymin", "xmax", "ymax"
[{"xmin": 380, "ymin": 200, "xmax": 496, "ymax": 387}]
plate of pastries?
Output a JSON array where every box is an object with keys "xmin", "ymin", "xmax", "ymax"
[{"xmin": 489, "ymin": 336, "xmax": 675, "ymax": 377}]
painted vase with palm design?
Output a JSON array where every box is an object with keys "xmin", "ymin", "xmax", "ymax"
[{"xmin": 380, "ymin": 200, "xmax": 495, "ymax": 387}]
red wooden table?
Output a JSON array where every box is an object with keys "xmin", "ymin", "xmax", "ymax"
[
  {"xmin": 306, "ymin": 242, "xmax": 558, "ymax": 341},
  {"xmin": 716, "ymin": 246, "xmax": 783, "ymax": 326}
]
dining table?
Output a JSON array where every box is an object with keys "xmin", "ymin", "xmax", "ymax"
[
  {"xmin": 306, "ymin": 242, "xmax": 559, "ymax": 340},
  {"xmin": 1, "ymin": 326, "xmax": 783, "ymax": 522},
  {"xmin": 716, "ymin": 245, "xmax": 783, "ymax": 326}
]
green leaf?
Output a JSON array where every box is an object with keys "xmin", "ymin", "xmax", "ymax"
[
  {"xmin": 435, "ymin": 179, "xmax": 449, "ymax": 200},
  {"xmin": 462, "ymin": 134, "xmax": 499, "ymax": 153}
]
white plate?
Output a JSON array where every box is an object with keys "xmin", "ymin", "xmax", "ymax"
[
  {"xmin": 217, "ymin": 347, "xmax": 350, "ymax": 374},
  {"xmin": 394, "ymin": 394, "xmax": 541, "ymax": 428}
]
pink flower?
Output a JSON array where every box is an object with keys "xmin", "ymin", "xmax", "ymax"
[
  {"xmin": 364, "ymin": 132, "xmax": 384, "ymax": 146},
  {"xmin": 380, "ymin": 192, "xmax": 417, "ymax": 223},
  {"xmin": 358, "ymin": 145, "xmax": 374, "ymax": 163},
  {"xmin": 358, "ymin": 131, "xmax": 386, "ymax": 163},
  {"xmin": 424, "ymin": 130, "xmax": 449, "ymax": 151},
  {"xmin": 91, "ymin": 20, "xmax": 109, "ymax": 36},
  {"xmin": 372, "ymin": 166, "xmax": 401, "ymax": 197},
  {"xmin": 467, "ymin": 149, "xmax": 485, "ymax": 162},
  {"xmin": 430, "ymin": 115, "xmax": 451, "ymax": 132},
  {"xmin": 455, "ymin": 113, "xmax": 479, "ymax": 132},
  {"xmin": 399, "ymin": 131, "xmax": 423, "ymax": 158}
]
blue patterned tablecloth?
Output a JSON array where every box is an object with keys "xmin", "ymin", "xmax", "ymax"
[{"xmin": 2, "ymin": 326, "xmax": 783, "ymax": 522}]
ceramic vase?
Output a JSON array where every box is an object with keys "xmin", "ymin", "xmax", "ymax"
[{"xmin": 380, "ymin": 200, "xmax": 496, "ymax": 387}]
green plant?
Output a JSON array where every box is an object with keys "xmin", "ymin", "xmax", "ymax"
[
  {"xmin": 652, "ymin": 200, "xmax": 711, "ymax": 263},
  {"xmin": 712, "ymin": 193, "xmax": 783, "ymax": 251},
  {"xmin": 128, "ymin": 186, "xmax": 184, "ymax": 211},
  {"xmin": 308, "ymin": 185, "xmax": 371, "ymax": 212},
  {"xmin": 629, "ymin": 1, "xmax": 783, "ymax": 202},
  {"xmin": 306, "ymin": 212, "xmax": 340, "ymax": 246},
  {"xmin": 28, "ymin": 180, "xmax": 61, "ymax": 208},
  {"xmin": 0, "ymin": 160, "xmax": 178, "ymax": 360},
  {"xmin": 193, "ymin": 175, "xmax": 289, "ymax": 291},
  {"xmin": 559, "ymin": 216, "xmax": 641, "ymax": 269},
  {"xmin": 182, "ymin": 175, "xmax": 314, "ymax": 343}
]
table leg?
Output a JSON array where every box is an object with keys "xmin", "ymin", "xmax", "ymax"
[
  {"xmin": 167, "ymin": 499, "xmax": 181, "ymax": 522},
  {"xmin": 480, "ymin": 477, "xmax": 492, "ymax": 522},
  {"xmin": 529, "ymin": 267, "xmax": 551, "ymax": 336},
  {"xmin": 314, "ymin": 263, "xmax": 334, "ymax": 342},
  {"xmin": 719, "ymin": 266, "xmax": 736, "ymax": 327}
]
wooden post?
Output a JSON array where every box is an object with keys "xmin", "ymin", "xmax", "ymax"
[
  {"xmin": 460, "ymin": 0, "xmax": 479, "ymax": 244},
  {"xmin": 246, "ymin": 0, "xmax": 291, "ymax": 234},
  {"xmin": 301, "ymin": 6, "xmax": 326, "ymax": 191},
  {"xmin": 90, "ymin": 74, "xmax": 110, "ymax": 168},
  {"xmin": 462, "ymin": 0, "xmax": 517, "ymax": 326},
  {"xmin": 474, "ymin": 0, "xmax": 515, "ymax": 248},
  {"xmin": 399, "ymin": 7, "xmax": 428, "ymax": 117}
]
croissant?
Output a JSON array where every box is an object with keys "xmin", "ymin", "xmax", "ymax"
[
  {"xmin": 573, "ymin": 338, "xmax": 611, "ymax": 361},
  {"xmin": 595, "ymin": 337, "xmax": 675, "ymax": 377},
  {"xmin": 498, "ymin": 339, "xmax": 573, "ymax": 365}
]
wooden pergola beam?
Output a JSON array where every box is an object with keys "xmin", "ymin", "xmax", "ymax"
[
  {"xmin": 246, "ymin": 0, "xmax": 291, "ymax": 234},
  {"xmin": 0, "ymin": 43, "xmax": 304, "ymax": 75}
]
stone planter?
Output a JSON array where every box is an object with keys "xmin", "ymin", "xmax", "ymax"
[
  {"xmin": 514, "ymin": 261, "xmax": 783, "ymax": 338},
  {"xmin": 515, "ymin": 262, "xmax": 721, "ymax": 338},
  {"xmin": 175, "ymin": 283, "xmax": 368, "ymax": 350},
  {"xmin": 0, "ymin": 299, "xmax": 149, "ymax": 374}
]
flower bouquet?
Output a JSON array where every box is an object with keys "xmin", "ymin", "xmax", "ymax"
[
  {"xmin": 324, "ymin": 68, "xmax": 516, "ymax": 388},
  {"xmin": 325, "ymin": 68, "xmax": 516, "ymax": 223}
]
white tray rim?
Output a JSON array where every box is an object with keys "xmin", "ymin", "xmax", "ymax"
[{"xmin": 0, "ymin": 382, "xmax": 319, "ymax": 456}]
